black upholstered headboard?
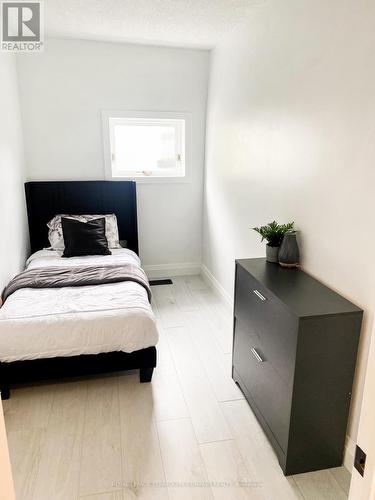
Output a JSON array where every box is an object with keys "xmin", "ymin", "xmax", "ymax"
[{"xmin": 25, "ymin": 181, "xmax": 139, "ymax": 255}]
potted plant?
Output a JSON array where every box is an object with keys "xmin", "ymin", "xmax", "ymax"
[{"xmin": 253, "ymin": 221, "xmax": 294, "ymax": 263}]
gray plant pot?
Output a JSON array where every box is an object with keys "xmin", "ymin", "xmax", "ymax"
[{"xmin": 266, "ymin": 245, "xmax": 279, "ymax": 263}]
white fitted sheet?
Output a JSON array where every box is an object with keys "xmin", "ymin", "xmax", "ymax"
[{"xmin": 0, "ymin": 249, "xmax": 158, "ymax": 362}]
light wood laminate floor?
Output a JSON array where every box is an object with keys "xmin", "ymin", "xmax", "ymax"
[{"xmin": 3, "ymin": 275, "xmax": 351, "ymax": 499}]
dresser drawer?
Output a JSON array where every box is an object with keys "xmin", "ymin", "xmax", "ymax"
[
  {"xmin": 233, "ymin": 318, "xmax": 293, "ymax": 453},
  {"xmin": 234, "ymin": 264, "xmax": 299, "ymax": 387}
]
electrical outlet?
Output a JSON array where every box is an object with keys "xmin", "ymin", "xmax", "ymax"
[{"xmin": 354, "ymin": 445, "xmax": 366, "ymax": 477}]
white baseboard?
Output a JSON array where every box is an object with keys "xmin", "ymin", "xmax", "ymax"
[
  {"xmin": 200, "ymin": 264, "xmax": 232, "ymax": 310},
  {"xmin": 143, "ymin": 262, "xmax": 201, "ymax": 279}
]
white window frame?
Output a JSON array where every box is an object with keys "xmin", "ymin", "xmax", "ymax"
[{"xmin": 102, "ymin": 110, "xmax": 192, "ymax": 183}]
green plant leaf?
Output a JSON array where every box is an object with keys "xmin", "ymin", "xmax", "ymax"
[{"xmin": 252, "ymin": 220, "xmax": 294, "ymax": 247}]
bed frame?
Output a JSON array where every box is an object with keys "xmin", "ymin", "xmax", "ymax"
[{"xmin": 0, "ymin": 180, "xmax": 157, "ymax": 400}]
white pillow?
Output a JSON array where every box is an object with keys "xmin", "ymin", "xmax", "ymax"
[{"xmin": 47, "ymin": 214, "xmax": 121, "ymax": 250}]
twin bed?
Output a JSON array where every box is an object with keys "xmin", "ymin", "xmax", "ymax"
[{"xmin": 0, "ymin": 180, "xmax": 158, "ymax": 399}]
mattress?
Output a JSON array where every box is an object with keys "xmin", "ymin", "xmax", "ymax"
[{"xmin": 0, "ymin": 249, "xmax": 158, "ymax": 362}]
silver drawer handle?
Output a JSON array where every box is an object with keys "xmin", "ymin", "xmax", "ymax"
[
  {"xmin": 251, "ymin": 347, "xmax": 264, "ymax": 363},
  {"xmin": 253, "ymin": 289, "xmax": 267, "ymax": 302}
]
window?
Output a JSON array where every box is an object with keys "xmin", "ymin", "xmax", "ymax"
[{"xmin": 102, "ymin": 111, "xmax": 191, "ymax": 182}]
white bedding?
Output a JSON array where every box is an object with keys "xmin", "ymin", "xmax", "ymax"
[{"xmin": 0, "ymin": 249, "xmax": 158, "ymax": 362}]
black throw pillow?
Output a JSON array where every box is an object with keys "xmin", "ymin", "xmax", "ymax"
[{"xmin": 61, "ymin": 217, "xmax": 111, "ymax": 257}]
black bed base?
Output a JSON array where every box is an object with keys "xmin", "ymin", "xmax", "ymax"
[{"xmin": 0, "ymin": 347, "xmax": 156, "ymax": 400}]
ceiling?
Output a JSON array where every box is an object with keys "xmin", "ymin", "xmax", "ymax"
[{"xmin": 44, "ymin": 0, "xmax": 258, "ymax": 49}]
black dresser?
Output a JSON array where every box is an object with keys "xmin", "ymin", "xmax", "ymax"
[{"xmin": 232, "ymin": 258, "xmax": 363, "ymax": 475}]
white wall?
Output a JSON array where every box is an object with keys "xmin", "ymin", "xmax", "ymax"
[
  {"xmin": 16, "ymin": 39, "xmax": 210, "ymax": 272},
  {"xmin": 0, "ymin": 55, "xmax": 28, "ymax": 293},
  {"xmin": 202, "ymin": 0, "xmax": 375, "ymax": 488},
  {"xmin": 350, "ymin": 325, "xmax": 375, "ymax": 499},
  {"xmin": 0, "ymin": 400, "xmax": 15, "ymax": 500}
]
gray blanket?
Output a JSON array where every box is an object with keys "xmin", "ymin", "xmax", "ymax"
[{"xmin": 2, "ymin": 264, "xmax": 151, "ymax": 303}]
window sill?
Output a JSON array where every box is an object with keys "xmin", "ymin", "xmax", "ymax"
[{"xmin": 107, "ymin": 175, "xmax": 192, "ymax": 184}]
